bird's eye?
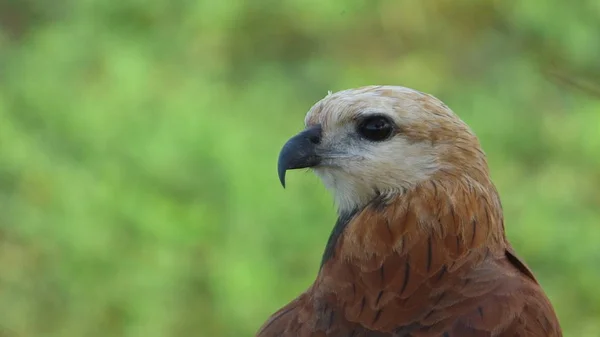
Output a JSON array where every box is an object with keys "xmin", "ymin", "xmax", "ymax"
[{"xmin": 357, "ymin": 115, "xmax": 395, "ymax": 142}]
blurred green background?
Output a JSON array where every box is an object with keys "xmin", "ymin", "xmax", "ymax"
[{"xmin": 0, "ymin": 0, "xmax": 599, "ymax": 336}]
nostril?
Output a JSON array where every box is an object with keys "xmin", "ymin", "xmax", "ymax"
[
  {"xmin": 308, "ymin": 135, "xmax": 321, "ymax": 144},
  {"xmin": 303, "ymin": 124, "xmax": 322, "ymax": 145}
]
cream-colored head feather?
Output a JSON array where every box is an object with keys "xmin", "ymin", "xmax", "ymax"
[{"xmin": 301, "ymin": 85, "xmax": 489, "ymax": 213}]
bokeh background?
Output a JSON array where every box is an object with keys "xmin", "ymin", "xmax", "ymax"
[{"xmin": 0, "ymin": 0, "xmax": 599, "ymax": 336}]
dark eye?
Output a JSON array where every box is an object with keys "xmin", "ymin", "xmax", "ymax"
[{"xmin": 357, "ymin": 115, "xmax": 395, "ymax": 141}]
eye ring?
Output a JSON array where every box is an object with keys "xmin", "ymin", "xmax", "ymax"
[{"xmin": 356, "ymin": 115, "xmax": 395, "ymax": 142}]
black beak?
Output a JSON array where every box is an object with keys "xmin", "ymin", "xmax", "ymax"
[{"xmin": 277, "ymin": 125, "xmax": 323, "ymax": 188}]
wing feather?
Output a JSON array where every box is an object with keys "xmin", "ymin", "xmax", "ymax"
[{"xmin": 257, "ymin": 180, "xmax": 561, "ymax": 337}]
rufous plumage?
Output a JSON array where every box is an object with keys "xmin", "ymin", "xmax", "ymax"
[{"xmin": 258, "ymin": 85, "xmax": 562, "ymax": 337}]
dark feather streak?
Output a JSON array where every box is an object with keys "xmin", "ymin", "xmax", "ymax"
[
  {"xmin": 455, "ymin": 236, "xmax": 460, "ymax": 254},
  {"xmin": 434, "ymin": 292, "xmax": 447, "ymax": 305},
  {"xmin": 320, "ymin": 208, "xmax": 358, "ymax": 268},
  {"xmin": 384, "ymin": 220, "xmax": 393, "ymax": 238},
  {"xmin": 505, "ymin": 249, "xmax": 537, "ymax": 282},
  {"xmin": 426, "ymin": 236, "xmax": 432, "ymax": 272},
  {"xmin": 436, "ymin": 265, "xmax": 447, "ymax": 281},
  {"xmin": 470, "ymin": 219, "xmax": 477, "ymax": 245},
  {"xmin": 400, "ymin": 236, "xmax": 406, "ymax": 255},
  {"xmin": 372, "ymin": 310, "xmax": 382, "ymax": 324},
  {"xmin": 375, "ymin": 291, "xmax": 383, "ymax": 306},
  {"xmin": 400, "ymin": 259, "xmax": 411, "ymax": 295},
  {"xmin": 431, "ymin": 180, "xmax": 438, "ymax": 197}
]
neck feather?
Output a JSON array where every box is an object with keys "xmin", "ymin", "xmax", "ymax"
[{"xmin": 321, "ymin": 175, "xmax": 506, "ymax": 268}]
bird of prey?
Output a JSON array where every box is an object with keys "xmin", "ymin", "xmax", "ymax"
[{"xmin": 256, "ymin": 85, "xmax": 562, "ymax": 337}]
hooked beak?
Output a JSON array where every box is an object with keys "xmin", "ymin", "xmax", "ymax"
[{"xmin": 277, "ymin": 125, "xmax": 323, "ymax": 188}]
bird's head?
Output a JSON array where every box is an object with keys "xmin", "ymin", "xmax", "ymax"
[{"xmin": 278, "ymin": 85, "xmax": 490, "ymax": 214}]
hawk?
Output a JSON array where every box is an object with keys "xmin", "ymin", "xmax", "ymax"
[{"xmin": 257, "ymin": 86, "xmax": 562, "ymax": 337}]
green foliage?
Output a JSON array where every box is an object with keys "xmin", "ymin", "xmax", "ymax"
[{"xmin": 0, "ymin": 0, "xmax": 599, "ymax": 336}]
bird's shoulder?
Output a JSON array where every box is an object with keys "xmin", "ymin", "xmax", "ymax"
[
  {"xmin": 256, "ymin": 247, "xmax": 561, "ymax": 337},
  {"xmin": 256, "ymin": 181, "xmax": 561, "ymax": 336}
]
